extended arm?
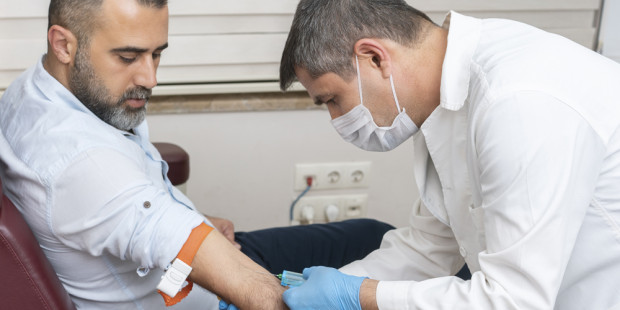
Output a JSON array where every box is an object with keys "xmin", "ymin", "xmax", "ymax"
[
  {"xmin": 340, "ymin": 198, "xmax": 463, "ymax": 280},
  {"xmin": 52, "ymin": 147, "xmax": 286, "ymax": 308},
  {"xmin": 189, "ymin": 229, "xmax": 287, "ymax": 309}
]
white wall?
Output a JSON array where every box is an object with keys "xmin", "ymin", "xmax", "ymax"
[
  {"xmin": 600, "ymin": 0, "xmax": 620, "ymax": 63},
  {"xmin": 0, "ymin": 0, "xmax": 602, "ymax": 92},
  {"xmin": 147, "ymin": 110, "xmax": 417, "ymax": 232}
]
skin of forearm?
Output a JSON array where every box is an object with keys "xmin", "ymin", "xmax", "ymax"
[
  {"xmin": 360, "ymin": 279, "xmax": 379, "ymax": 310},
  {"xmin": 189, "ymin": 230, "xmax": 288, "ymax": 309}
]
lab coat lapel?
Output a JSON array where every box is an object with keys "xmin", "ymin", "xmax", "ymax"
[
  {"xmin": 417, "ymin": 103, "xmax": 485, "ymax": 272},
  {"xmin": 412, "ymin": 132, "xmax": 450, "ymax": 226}
]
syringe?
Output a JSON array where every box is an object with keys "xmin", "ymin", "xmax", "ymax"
[{"xmin": 276, "ymin": 270, "xmax": 306, "ymax": 287}]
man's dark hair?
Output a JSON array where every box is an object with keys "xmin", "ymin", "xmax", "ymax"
[
  {"xmin": 48, "ymin": 0, "xmax": 167, "ymax": 46},
  {"xmin": 279, "ymin": 0, "xmax": 433, "ymax": 91}
]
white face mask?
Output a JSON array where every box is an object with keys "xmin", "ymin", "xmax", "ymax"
[{"xmin": 331, "ymin": 56, "xmax": 418, "ymax": 152}]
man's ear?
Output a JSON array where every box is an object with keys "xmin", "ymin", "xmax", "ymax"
[
  {"xmin": 47, "ymin": 25, "xmax": 78, "ymax": 65},
  {"xmin": 353, "ymin": 38, "xmax": 392, "ymax": 79}
]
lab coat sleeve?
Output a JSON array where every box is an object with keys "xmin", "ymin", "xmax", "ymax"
[
  {"xmin": 51, "ymin": 147, "xmax": 207, "ymax": 270},
  {"xmin": 373, "ymin": 92, "xmax": 606, "ymax": 309},
  {"xmin": 340, "ymin": 198, "xmax": 464, "ymax": 281}
]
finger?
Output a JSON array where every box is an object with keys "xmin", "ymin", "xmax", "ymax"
[
  {"xmin": 225, "ymin": 231, "xmax": 236, "ymax": 243},
  {"xmin": 219, "ymin": 300, "xmax": 228, "ymax": 310},
  {"xmin": 302, "ymin": 266, "xmax": 319, "ymax": 279},
  {"xmin": 222, "ymin": 231, "xmax": 238, "ymax": 248},
  {"xmin": 282, "ymin": 287, "xmax": 297, "ymax": 306}
]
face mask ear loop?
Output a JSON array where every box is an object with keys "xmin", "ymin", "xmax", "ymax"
[
  {"xmin": 389, "ymin": 74, "xmax": 403, "ymax": 113},
  {"xmin": 355, "ymin": 55, "xmax": 364, "ymax": 106}
]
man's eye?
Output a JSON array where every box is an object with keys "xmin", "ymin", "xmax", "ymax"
[
  {"xmin": 153, "ymin": 53, "xmax": 162, "ymax": 60},
  {"xmin": 119, "ymin": 56, "xmax": 136, "ymax": 64}
]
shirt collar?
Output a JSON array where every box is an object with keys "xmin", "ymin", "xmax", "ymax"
[
  {"xmin": 439, "ymin": 11, "xmax": 482, "ymax": 111},
  {"xmin": 33, "ymin": 55, "xmax": 95, "ymax": 116}
]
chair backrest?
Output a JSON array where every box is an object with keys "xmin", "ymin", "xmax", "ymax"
[
  {"xmin": 153, "ymin": 142, "xmax": 190, "ymax": 186},
  {"xmin": 0, "ymin": 179, "xmax": 76, "ymax": 310}
]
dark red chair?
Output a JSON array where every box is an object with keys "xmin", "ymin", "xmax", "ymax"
[
  {"xmin": 0, "ymin": 179, "xmax": 77, "ymax": 310},
  {"xmin": 0, "ymin": 143, "xmax": 189, "ymax": 309},
  {"xmin": 153, "ymin": 142, "xmax": 190, "ymax": 186}
]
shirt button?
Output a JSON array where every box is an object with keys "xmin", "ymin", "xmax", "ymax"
[
  {"xmin": 136, "ymin": 266, "xmax": 150, "ymax": 277},
  {"xmin": 459, "ymin": 246, "xmax": 468, "ymax": 258},
  {"xmin": 143, "ymin": 201, "xmax": 151, "ymax": 208}
]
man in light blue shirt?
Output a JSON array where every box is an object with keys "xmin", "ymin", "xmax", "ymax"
[{"xmin": 0, "ymin": 0, "xmax": 392, "ymax": 308}]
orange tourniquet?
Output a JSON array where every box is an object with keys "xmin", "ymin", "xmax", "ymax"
[{"xmin": 158, "ymin": 222, "xmax": 213, "ymax": 306}]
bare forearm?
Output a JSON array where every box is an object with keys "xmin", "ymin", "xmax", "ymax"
[
  {"xmin": 360, "ymin": 279, "xmax": 379, "ymax": 310},
  {"xmin": 189, "ymin": 230, "xmax": 287, "ymax": 309}
]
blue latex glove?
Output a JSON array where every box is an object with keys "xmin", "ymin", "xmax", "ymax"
[
  {"xmin": 283, "ymin": 266, "xmax": 366, "ymax": 310},
  {"xmin": 218, "ymin": 299, "xmax": 238, "ymax": 310}
]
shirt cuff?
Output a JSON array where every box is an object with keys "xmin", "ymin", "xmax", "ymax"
[{"xmin": 376, "ymin": 281, "xmax": 416, "ymax": 310}]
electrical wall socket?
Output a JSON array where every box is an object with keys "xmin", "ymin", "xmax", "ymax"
[
  {"xmin": 292, "ymin": 194, "xmax": 368, "ymax": 224},
  {"xmin": 294, "ymin": 162, "xmax": 371, "ymax": 191}
]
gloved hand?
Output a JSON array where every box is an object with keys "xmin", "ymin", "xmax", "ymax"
[
  {"xmin": 282, "ymin": 266, "xmax": 366, "ymax": 310},
  {"xmin": 218, "ymin": 299, "xmax": 238, "ymax": 310}
]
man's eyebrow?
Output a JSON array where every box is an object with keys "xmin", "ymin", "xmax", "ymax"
[
  {"xmin": 156, "ymin": 42, "xmax": 169, "ymax": 51},
  {"xmin": 110, "ymin": 43, "xmax": 169, "ymax": 54},
  {"xmin": 110, "ymin": 46, "xmax": 148, "ymax": 54}
]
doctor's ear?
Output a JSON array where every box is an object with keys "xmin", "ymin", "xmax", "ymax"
[
  {"xmin": 48, "ymin": 25, "xmax": 78, "ymax": 65},
  {"xmin": 353, "ymin": 38, "xmax": 393, "ymax": 78}
]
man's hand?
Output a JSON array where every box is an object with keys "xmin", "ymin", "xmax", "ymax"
[
  {"xmin": 282, "ymin": 266, "xmax": 367, "ymax": 310},
  {"xmin": 206, "ymin": 216, "xmax": 241, "ymax": 250}
]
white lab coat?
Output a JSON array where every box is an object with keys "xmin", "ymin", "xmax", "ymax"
[{"xmin": 340, "ymin": 12, "xmax": 620, "ymax": 309}]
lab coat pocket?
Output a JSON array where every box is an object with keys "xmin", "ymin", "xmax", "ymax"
[{"xmin": 469, "ymin": 205, "xmax": 487, "ymax": 247}]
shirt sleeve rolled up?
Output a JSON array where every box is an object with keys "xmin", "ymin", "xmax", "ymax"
[{"xmin": 51, "ymin": 146, "xmax": 206, "ymax": 270}]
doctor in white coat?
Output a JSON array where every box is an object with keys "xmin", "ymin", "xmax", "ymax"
[{"xmin": 278, "ymin": 0, "xmax": 620, "ymax": 309}]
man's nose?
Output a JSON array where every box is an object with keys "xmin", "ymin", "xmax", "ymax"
[{"xmin": 134, "ymin": 56, "xmax": 158, "ymax": 89}]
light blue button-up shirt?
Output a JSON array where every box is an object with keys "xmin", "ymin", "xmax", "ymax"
[{"xmin": 0, "ymin": 56, "xmax": 216, "ymax": 309}]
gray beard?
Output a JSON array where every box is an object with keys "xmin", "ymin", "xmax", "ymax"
[{"xmin": 68, "ymin": 48, "xmax": 150, "ymax": 131}]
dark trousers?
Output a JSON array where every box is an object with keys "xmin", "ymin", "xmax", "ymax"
[
  {"xmin": 235, "ymin": 219, "xmax": 394, "ymax": 274},
  {"xmin": 236, "ymin": 218, "xmax": 472, "ymax": 280}
]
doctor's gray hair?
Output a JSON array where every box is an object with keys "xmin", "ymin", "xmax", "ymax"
[
  {"xmin": 279, "ymin": 0, "xmax": 434, "ymax": 91},
  {"xmin": 48, "ymin": 0, "xmax": 167, "ymax": 47}
]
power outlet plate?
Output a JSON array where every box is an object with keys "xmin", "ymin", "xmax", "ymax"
[
  {"xmin": 291, "ymin": 194, "xmax": 368, "ymax": 224},
  {"xmin": 294, "ymin": 162, "xmax": 371, "ymax": 191}
]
